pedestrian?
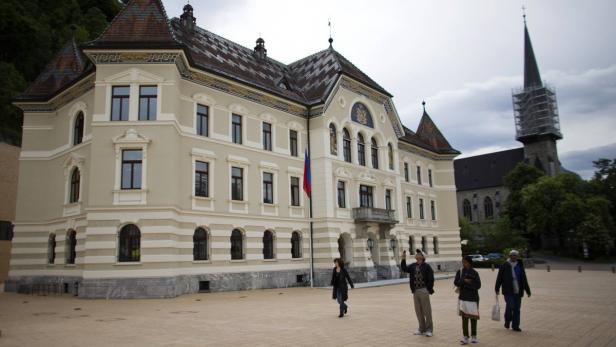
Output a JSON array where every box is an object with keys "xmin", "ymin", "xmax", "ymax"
[
  {"xmin": 455, "ymin": 255, "xmax": 481, "ymax": 344},
  {"xmin": 495, "ymin": 249, "xmax": 531, "ymax": 332},
  {"xmin": 331, "ymin": 258, "xmax": 354, "ymax": 318},
  {"xmin": 401, "ymin": 249, "xmax": 435, "ymax": 337}
]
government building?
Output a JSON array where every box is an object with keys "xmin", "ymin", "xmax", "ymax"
[{"xmin": 7, "ymin": 0, "xmax": 462, "ymax": 298}]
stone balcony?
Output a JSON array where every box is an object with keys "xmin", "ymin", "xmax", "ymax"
[{"xmin": 352, "ymin": 207, "xmax": 398, "ymax": 225}]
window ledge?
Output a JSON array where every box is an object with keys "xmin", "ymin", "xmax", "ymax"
[
  {"xmin": 261, "ymin": 203, "xmax": 279, "ymax": 207},
  {"xmin": 291, "ymin": 257, "xmax": 304, "ymax": 261},
  {"xmin": 114, "ymin": 188, "xmax": 148, "ymax": 193},
  {"xmin": 193, "ymin": 195, "xmax": 213, "ymax": 201},
  {"xmin": 114, "ymin": 262, "xmax": 141, "ymax": 266},
  {"xmin": 64, "ymin": 264, "xmax": 77, "ymax": 268},
  {"xmin": 229, "ymin": 199, "xmax": 248, "ymax": 204},
  {"xmin": 46, "ymin": 264, "xmax": 55, "ymax": 267},
  {"xmin": 263, "ymin": 259, "xmax": 277, "ymax": 262},
  {"xmin": 290, "ymin": 205, "xmax": 304, "ymax": 209},
  {"xmin": 192, "ymin": 260, "xmax": 212, "ymax": 264},
  {"xmin": 229, "ymin": 259, "xmax": 246, "ymax": 263}
]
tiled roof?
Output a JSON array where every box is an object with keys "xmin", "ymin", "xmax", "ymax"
[
  {"xmin": 89, "ymin": 0, "xmax": 179, "ymax": 48},
  {"xmin": 415, "ymin": 110, "xmax": 458, "ymax": 154},
  {"xmin": 17, "ymin": 38, "xmax": 91, "ymax": 101},
  {"xmin": 454, "ymin": 148, "xmax": 525, "ymax": 191}
]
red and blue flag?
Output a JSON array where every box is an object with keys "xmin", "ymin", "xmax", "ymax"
[{"xmin": 303, "ymin": 148, "xmax": 311, "ymax": 198}]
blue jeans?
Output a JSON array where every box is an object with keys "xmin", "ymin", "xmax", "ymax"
[
  {"xmin": 504, "ymin": 294, "xmax": 522, "ymax": 329},
  {"xmin": 336, "ymin": 289, "xmax": 347, "ymax": 315}
]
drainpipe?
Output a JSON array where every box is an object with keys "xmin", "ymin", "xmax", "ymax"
[{"xmin": 307, "ymin": 107, "xmax": 314, "ymax": 288}]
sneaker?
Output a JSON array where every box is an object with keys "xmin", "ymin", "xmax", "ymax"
[
  {"xmin": 460, "ymin": 336, "xmax": 469, "ymax": 345},
  {"xmin": 471, "ymin": 336, "xmax": 478, "ymax": 343},
  {"xmin": 413, "ymin": 330, "xmax": 424, "ymax": 336},
  {"xmin": 425, "ymin": 331, "xmax": 433, "ymax": 337}
]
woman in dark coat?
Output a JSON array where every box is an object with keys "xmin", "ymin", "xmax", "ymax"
[
  {"xmin": 454, "ymin": 255, "xmax": 481, "ymax": 344},
  {"xmin": 331, "ymin": 258, "xmax": 354, "ymax": 318}
]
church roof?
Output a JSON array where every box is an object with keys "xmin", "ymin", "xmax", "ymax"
[
  {"xmin": 454, "ymin": 148, "xmax": 525, "ymax": 191},
  {"xmin": 523, "ymin": 21, "xmax": 542, "ymax": 89},
  {"xmin": 17, "ymin": 37, "xmax": 91, "ymax": 101}
]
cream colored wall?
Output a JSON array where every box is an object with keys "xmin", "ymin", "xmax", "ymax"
[{"xmin": 10, "ymin": 60, "xmax": 460, "ymax": 279}]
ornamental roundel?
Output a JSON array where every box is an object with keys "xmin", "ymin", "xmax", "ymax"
[{"xmin": 351, "ymin": 102, "xmax": 374, "ymax": 128}]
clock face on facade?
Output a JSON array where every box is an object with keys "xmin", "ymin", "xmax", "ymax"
[{"xmin": 351, "ymin": 102, "xmax": 374, "ymax": 128}]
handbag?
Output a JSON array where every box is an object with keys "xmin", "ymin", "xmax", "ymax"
[{"xmin": 491, "ymin": 294, "xmax": 501, "ymax": 321}]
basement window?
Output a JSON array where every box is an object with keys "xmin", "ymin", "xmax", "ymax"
[{"xmin": 199, "ymin": 281, "xmax": 210, "ymax": 292}]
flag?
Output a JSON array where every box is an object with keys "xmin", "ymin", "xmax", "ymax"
[{"xmin": 303, "ymin": 148, "xmax": 311, "ymax": 198}]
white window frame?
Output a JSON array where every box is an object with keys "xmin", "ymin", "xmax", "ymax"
[
  {"xmin": 62, "ymin": 153, "xmax": 85, "ymax": 217},
  {"xmin": 191, "ymin": 148, "xmax": 216, "ymax": 211},
  {"xmin": 227, "ymin": 155, "xmax": 250, "ymax": 214},
  {"xmin": 112, "ymin": 129, "xmax": 150, "ymax": 205}
]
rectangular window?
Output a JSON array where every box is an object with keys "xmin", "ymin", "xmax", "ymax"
[
  {"xmin": 111, "ymin": 86, "xmax": 130, "ymax": 121},
  {"xmin": 138, "ymin": 86, "xmax": 157, "ymax": 121},
  {"xmin": 417, "ymin": 166, "xmax": 422, "ymax": 185},
  {"xmin": 358, "ymin": 142, "xmax": 366, "ymax": 166},
  {"xmin": 262, "ymin": 122, "xmax": 272, "ymax": 151},
  {"xmin": 337, "ymin": 181, "xmax": 346, "ymax": 208},
  {"xmin": 385, "ymin": 189, "xmax": 392, "ymax": 210},
  {"xmin": 428, "ymin": 169, "xmax": 433, "ymax": 187},
  {"xmin": 404, "ymin": 163, "xmax": 409, "ymax": 182},
  {"xmin": 232, "ymin": 114, "xmax": 242, "ymax": 144},
  {"xmin": 290, "ymin": 176, "xmax": 300, "ymax": 206},
  {"xmin": 431, "ymin": 200, "xmax": 436, "ymax": 220},
  {"xmin": 121, "ymin": 150, "xmax": 142, "ymax": 189},
  {"xmin": 289, "ymin": 130, "xmax": 298, "ymax": 157},
  {"xmin": 195, "ymin": 161, "xmax": 209, "ymax": 197},
  {"xmin": 419, "ymin": 198, "xmax": 425, "ymax": 219},
  {"xmin": 196, "ymin": 104, "xmax": 209, "ymax": 136},
  {"xmin": 343, "ymin": 137, "xmax": 351, "ymax": 163},
  {"xmin": 359, "ymin": 185, "xmax": 374, "ymax": 208},
  {"xmin": 263, "ymin": 172, "xmax": 274, "ymax": 204},
  {"xmin": 231, "ymin": 167, "xmax": 243, "ymax": 200},
  {"xmin": 406, "ymin": 197, "xmax": 412, "ymax": 218}
]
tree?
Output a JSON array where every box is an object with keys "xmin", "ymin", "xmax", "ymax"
[
  {"xmin": 502, "ymin": 163, "xmax": 544, "ymax": 246},
  {"xmin": 590, "ymin": 158, "xmax": 616, "ymax": 220}
]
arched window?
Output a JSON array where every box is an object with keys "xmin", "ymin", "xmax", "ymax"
[
  {"xmin": 73, "ymin": 111, "xmax": 84, "ymax": 145},
  {"xmin": 421, "ymin": 236, "xmax": 428, "ymax": 254},
  {"xmin": 433, "ymin": 237, "xmax": 439, "ymax": 255},
  {"xmin": 484, "ymin": 197, "xmax": 494, "ymax": 219},
  {"xmin": 118, "ymin": 224, "xmax": 140, "ymax": 262},
  {"xmin": 463, "ymin": 199, "xmax": 473, "ymax": 221},
  {"xmin": 409, "ymin": 236, "xmax": 415, "ymax": 255},
  {"xmin": 69, "ymin": 168, "xmax": 80, "ymax": 203},
  {"xmin": 357, "ymin": 133, "xmax": 366, "ymax": 166},
  {"xmin": 66, "ymin": 229, "xmax": 76, "ymax": 264},
  {"xmin": 193, "ymin": 227, "xmax": 208, "ymax": 261},
  {"xmin": 371, "ymin": 137, "xmax": 379, "ymax": 169},
  {"xmin": 342, "ymin": 128, "xmax": 351, "ymax": 163},
  {"xmin": 263, "ymin": 230, "xmax": 274, "ymax": 260},
  {"xmin": 48, "ymin": 233, "xmax": 56, "ymax": 264},
  {"xmin": 329, "ymin": 123, "xmax": 337, "ymax": 155},
  {"xmin": 291, "ymin": 231, "xmax": 302, "ymax": 258},
  {"xmin": 231, "ymin": 229, "xmax": 243, "ymax": 260},
  {"xmin": 388, "ymin": 143, "xmax": 394, "ymax": 170}
]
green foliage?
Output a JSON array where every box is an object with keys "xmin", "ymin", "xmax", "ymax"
[
  {"xmin": 590, "ymin": 158, "xmax": 616, "ymax": 220},
  {"xmin": 503, "ymin": 163, "xmax": 544, "ymax": 234},
  {"xmin": 458, "ymin": 216, "xmax": 527, "ymax": 255},
  {"xmin": 0, "ymin": 0, "xmax": 122, "ymax": 145}
]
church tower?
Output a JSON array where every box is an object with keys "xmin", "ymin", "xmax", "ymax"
[{"xmin": 512, "ymin": 14, "xmax": 562, "ymax": 176}]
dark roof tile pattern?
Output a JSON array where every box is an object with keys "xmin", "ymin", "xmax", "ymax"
[
  {"xmin": 454, "ymin": 148, "xmax": 525, "ymax": 191},
  {"xmin": 18, "ymin": 38, "xmax": 89, "ymax": 100},
  {"xmin": 92, "ymin": 0, "xmax": 178, "ymax": 46},
  {"xmin": 415, "ymin": 110, "xmax": 458, "ymax": 154}
]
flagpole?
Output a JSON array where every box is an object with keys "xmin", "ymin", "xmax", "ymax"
[{"xmin": 307, "ymin": 108, "xmax": 314, "ymax": 288}]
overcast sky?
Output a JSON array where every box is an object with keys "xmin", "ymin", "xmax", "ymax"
[{"xmin": 164, "ymin": 0, "xmax": 616, "ymax": 179}]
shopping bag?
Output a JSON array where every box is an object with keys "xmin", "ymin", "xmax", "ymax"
[{"xmin": 491, "ymin": 295, "xmax": 501, "ymax": 321}]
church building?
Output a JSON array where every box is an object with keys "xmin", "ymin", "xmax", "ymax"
[
  {"xmin": 7, "ymin": 0, "xmax": 461, "ymax": 298},
  {"xmin": 455, "ymin": 15, "xmax": 563, "ymax": 224}
]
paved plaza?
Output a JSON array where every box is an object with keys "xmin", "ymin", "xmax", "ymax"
[{"xmin": 0, "ymin": 269, "xmax": 615, "ymax": 347}]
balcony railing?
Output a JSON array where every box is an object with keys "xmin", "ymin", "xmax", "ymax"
[{"xmin": 352, "ymin": 207, "xmax": 398, "ymax": 224}]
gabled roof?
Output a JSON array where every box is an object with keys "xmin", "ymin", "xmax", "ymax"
[
  {"xmin": 87, "ymin": 0, "xmax": 180, "ymax": 48},
  {"xmin": 454, "ymin": 148, "xmax": 525, "ymax": 191},
  {"xmin": 415, "ymin": 109, "xmax": 458, "ymax": 154},
  {"xmin": 16, "ymin": 38, "xmax": 91, "ymax": 101}
]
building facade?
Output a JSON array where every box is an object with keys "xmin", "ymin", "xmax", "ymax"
[
  {"xmin": 7, "ymin": 0, "xmax": 461, "ymax": 298},
  {"xmin": 454, "ymin": 15, "xmax": 563, "ymax": 224},
  {"xmin": 0, "ymin": 142, "xmax": 19, "ymax": 285}
]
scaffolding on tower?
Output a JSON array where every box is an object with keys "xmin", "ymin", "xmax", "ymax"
[{"xmin": 512, "ymin": 83, "xmax": 562, "ymax": 141}]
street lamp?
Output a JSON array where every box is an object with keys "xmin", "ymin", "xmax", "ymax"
[{"xmin": 367, "ymin": 238, "xmax": 375, "ymax": 251}]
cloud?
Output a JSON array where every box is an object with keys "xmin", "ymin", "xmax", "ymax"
[
  {"xmin": 560, "ymin": 143, "xmax": 616, "ymax": 179},
  {"xmin": 399, "ymin": 65, "xmax": 616, "ymax": 178}
]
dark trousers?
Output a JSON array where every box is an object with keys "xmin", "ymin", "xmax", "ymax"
[
  {"xmin": 504, "ymin": 294, "xmax": 522, "ymax": 329},
  {"xmin": 462, "ymin": 317, "xmax": 477, "ymax": 337},
  {"xmin": 336, "ymin": 288, "xmax": 347, "ymax": 315}
]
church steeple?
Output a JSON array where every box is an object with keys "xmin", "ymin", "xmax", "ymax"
[{"xmin": 523, "ymin": 15, "xmax": 542, "ymax": 89}]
